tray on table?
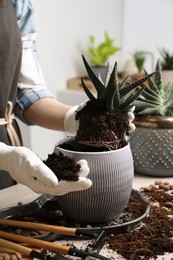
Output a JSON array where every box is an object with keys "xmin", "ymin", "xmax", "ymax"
[{"xmin": 0, "ymin": 190, "xmax": 149, "ymax": 241}]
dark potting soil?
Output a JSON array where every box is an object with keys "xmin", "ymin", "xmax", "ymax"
[
  {"xmin": 59, "ymin": 138, "xmax": 110, "ymax": 152},
  {"xmin": 107, "ymin": 181, "xmax": 173, "ymax": 259},
  {"xmin": 75, "ymin": 101, "xmax": 128, "ymax": 150},
  {"xmin": 43, "ymin": 140, "xmax": 110, "ymax": 182},
  {"xmin": 43, "ymin": 152, "xmax": 80, "ymax": 181}
]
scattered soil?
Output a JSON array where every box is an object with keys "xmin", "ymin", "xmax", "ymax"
[
  {"xmin": 43, "ymin": 152, "xmax": 80, "ymax": 181},
  {"xmin": 106, "ymin": 181, "xmax": 173, "ymax": 259},
  {"xmin": 0, "ymin": 190, "xmax": 146, "ymax": 237},
  {"xmin": 1, "ymin": 181, "xmax": 173, "ymax": 259}
]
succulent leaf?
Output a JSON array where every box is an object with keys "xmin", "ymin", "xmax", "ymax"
[
  {"xmin": 101, "ymin": 62, "xmax": 119, "ymax": 111},
  {"xmin": 119, "ymin": 72, "xmax": 155, "ymax": 98},
  {"xmin": 159, "ymin": 48, "xmax": 173, "ymax": 70},
  {"xmin": 105, "ymin": 63, "xmax": 111, "ymax": 86},
  {"xmin": 133, "ymin": 100, "xmax": 156, "ymax": 111},
  {"xmin": 120, "ymin": 85, "xmax": 146, "ymax": 111},
  {"xmin": 139, "ymin": 84, "xmax": 161, "ymax": 103},
  {"xmin": 155, "ymin": 60, "xmax": 162, "ymax": 87},
  {"xmin": 81, "ymin": 78, "xmax": 96, "ymax": 102},
  {"xmin": 135, "ymin": 59, "xmax": 173, "ymax": 117},
  {"xmin": 137, "ymin": 107, "xmax": 166, "ymax": 116},
  {"xmin": 82, "ymin": 55, "xmax": 105, "ymax": 98},
  {"xmin": 118, "ymin": 75, "xmax": 129, "ymax": 90},
  {"xmin": 144, "ymin": 71, "xmax": 158, "ymax": 92}
]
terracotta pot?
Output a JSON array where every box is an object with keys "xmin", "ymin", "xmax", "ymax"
[
  {"xmin": 161, "ymin": 70, "xmax": 173, "ymax": 85},
  {"xmin": 129, "ymin": 117, "xmax": 173, "ymax": 177},
  {"xmin": 54, "ymin": 137, "xmax": 134, "ymax": 224}
]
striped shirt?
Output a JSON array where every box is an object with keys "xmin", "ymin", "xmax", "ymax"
[{"xmin": 11, "ymin": 0, "xmax": 53, "ymax": 124}]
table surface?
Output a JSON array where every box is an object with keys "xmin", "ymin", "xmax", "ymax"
[
  {"xmin": 1, "ymin": 174, "xmax": 173, "ymax": 209},
  {"xmin": 0, "ymin": 174, "xmax": 173, "ymax": 259}
]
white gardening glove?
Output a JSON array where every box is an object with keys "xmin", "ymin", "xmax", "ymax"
[
  {"xmin": 64, "ymin": 103, "xmax": 136, "ymax": 134},
  {"xmin": 42, "ymin": 160, "xmax": 92, "ymax": 196},
  {"xmin": 127, "ymin": 106, "xmax": 136, "ymax": 133},
  {"xmin": 64, "ymin": 102, "xmax": 87, "ymax": 134},
  {"xmin": 0, "ymin": 143, "xmax": 92, "ymax": 195}
]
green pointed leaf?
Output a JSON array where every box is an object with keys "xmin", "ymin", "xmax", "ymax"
[
  {"xmin": 101, "ymin": 62, "xmax": 119, "ymax": 111},
  {"xmin": 138, "ymin": 107, "xmax": 165, "ymax": 116},
  {"xmin": 136, "ymin": 96, "xmax": 160, "ymax": 106},
  {"xmin": 155, "ymin": 60, "xmax": 162, "ymax": 86},
  {"xmin": 147, "ymin": 77, "xmax": 158, "ymax": 92},
  {"xmin": 105, "ymin": 63, "xmax": 111, "ymax": 86},
  {"xmin": 118, "ymin": 75, "xmax": 129, "ymax": 89},
  {"xmin": 120, "ymin": 85, "xmax": 146, "ymax": 110},
  {"xmin": 119, "ymin": 72, "xmax": 155, "ymax": 98},
  {"xmin": 81, "ymin": 78, "xmax": 96, "ymax": 102},
  {"xmin": 140, "ymin": 84, "xmax": 161, "ymax": 103},
  {"xmin": 134, "ymin": 100, "xmax": 158, "ymax": 111},
  {"xmin": 82, "ymin": 55, "xmax": 105, "ymax": 98}
]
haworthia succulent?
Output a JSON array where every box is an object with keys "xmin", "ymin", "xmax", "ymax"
[
  {"xmin": 134, "ymin": 60, "xmax": 173, "ymax": 117},
  {"xmin": 81, "ymin": 55, "xmax": 155, "ymax": 113}
]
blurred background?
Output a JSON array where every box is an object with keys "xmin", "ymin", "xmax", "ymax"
[{"xmin": 18, "ymin": 0, "xmax": 173, "ymax": 159}]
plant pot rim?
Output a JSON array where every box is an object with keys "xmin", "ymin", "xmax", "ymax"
[
  {"xmin": 134, "ymin": 116, "xmax": 173, "ymax": 129},
  {"xmin": 56, "ymin": 137, "xmax": 130, "ymax": 155}
]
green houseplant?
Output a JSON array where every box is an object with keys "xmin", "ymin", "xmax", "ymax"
[
  {"xmin": 159, "ymin": 48, "xmax": 173, "ymax": 70},
  {"xmin": 88, "ymin": 32, "xmax": 120, "ymax": 66},
  {"xmin": 54, "ymin": 56, "xmax": 154, "ymax": 224},
  {"xmin": 130, "ymin": 60, "xmax": 173, "ymax": 176},
  {"xmin": 87, "ymin": 32, "xmax": 120, "ymax": 83},
  {"xmin": 129, "ymin": 51, "xmax": 148, "ymax": 85},
  {"xmin": 159, "ymin": 48, "xmax": 173, "ymax": 85},
  {"xmin": 133, "ymin": 51, "xmax": 147, "ymax": 74}
]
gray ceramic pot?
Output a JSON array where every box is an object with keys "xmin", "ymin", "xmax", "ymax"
[
  {"xmin": 54, "ymin": 137, "xmax": 134, "ymax": 224},
  {"xmin": 130, "ymin": 116, "xmax": 173, "ymax": 177}
]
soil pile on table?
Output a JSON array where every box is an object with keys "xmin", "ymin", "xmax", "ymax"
[
  {"xmin": 107, "ymin": 181, "xmax": 173, "ymax": 259},
  {"xmin": 43, "ymin": 152, "xmax": 80, "ymax": 181}
]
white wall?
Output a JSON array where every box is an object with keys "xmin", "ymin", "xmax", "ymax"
[
  {"xmin": 33, "ymin": 0, "xmax": 123, "ymax": 94},
  {"xmin": 121, "ymin": 0, "xmax": 173, "ymax": 72},
  {"xmin": 19, "ymin": 0, "xmax": 123, "ymax": 159}
]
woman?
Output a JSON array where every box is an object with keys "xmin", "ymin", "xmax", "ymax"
[
  {"xmin": 0, "ymin": 0, "xmax": 92, "ymax": 193},
  {"xmin": 0, "ymin": 0, "xmax": 135, "ymax": 193}
]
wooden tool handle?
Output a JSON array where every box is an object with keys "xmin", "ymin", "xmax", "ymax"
[
  {"xmin": 0, "ymin": 230, "xmax": 70, "ymax": 255},
  {"xmin": 0, "ymin": 238, "xmax": 31, "ymax": 256},
  {"xmin": 0, "ymin": 219, "xmax": 76, "ymax": 236}
]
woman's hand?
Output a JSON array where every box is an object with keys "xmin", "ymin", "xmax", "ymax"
[{"xmin": 0, "ymin": 143, "xmax": 92, "ymax": 195}]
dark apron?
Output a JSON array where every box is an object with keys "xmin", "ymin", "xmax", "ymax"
[{"xmin": 0, "ymin": 0, "xmax": 23, "ymax": 189}]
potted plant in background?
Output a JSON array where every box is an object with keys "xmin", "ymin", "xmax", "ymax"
[
  {"xmin": 54, "ymin": 55, "xmax": 154, "ymax": 224},
  {"xmin": 122, "ymin": 50, "xmax": 154, "ymax": 83},
  {"xmin": 159, "ymin": 48, "xmax": 173, "ymax": 85},
  {"xmin": 133, "ymin": 50, "xmax": 146, "ymax": 75},
  {"xmin": 129, "ymin": 51, "xmax": 147, "ymax": 84},
  {"xmin": 130, "ymin": 60, "xmax": 173, "ymax": 177},
  {"xmin": 87, "ymin": 31, "xmax": 121, "ymax": 83}
]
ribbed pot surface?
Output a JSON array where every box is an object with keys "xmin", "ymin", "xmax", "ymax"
[{"xmin": 54, "ymin": 138, "xmax": 134, "ymax": 224}]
